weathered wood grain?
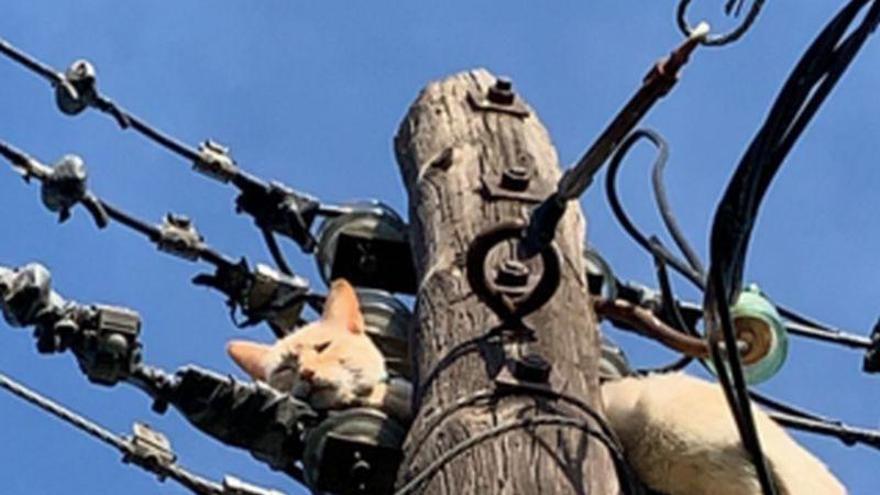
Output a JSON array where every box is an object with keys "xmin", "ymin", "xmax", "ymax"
[{"xmin": 394, "ymin": 68, "xmax": 618, "ymax": 494}]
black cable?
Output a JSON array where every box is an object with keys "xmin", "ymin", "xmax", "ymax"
[
  {"xmin": 768, "ymin": 411, "xmax": 880, "ymax": 452},
  {"xmin": 261, "ymin": 228, "xmax": 294, "ymax": 276},
  {"xmin": 605, "ymin": 129, "xmax": 706, "ymax": 289},
  {"xmin": 99, "ymin": 200, "xmax": 163, "ymax": 240},
  {"xmin": 637, "ymin": 237, "xmax": 696, "ymax": 373},
  {"xmin": 749, "ymin": 390, "xmax": 832, "ymax": 423},
  {"xmin": 707, "ymin": 274, "xmax": 778, "ymax": 494},
  {"xmin": 650, "ymin": 136, "xmax": 704, "ymax": 274},
  {"xmin": 677, "ymin": 0, "xmax": 767, "ymax": 47},
  {"xmin": 0, "ymin": 38, "xmax": 62, "ymax": 83},
  {"xmin": 650, "ymin": 238, "xmax": 697, "ymax": 337},
  {"xmin": 395, "ymin": 415, "xmax": 635, "ymax": 495},
  {"xmin": 601, "ymin": 129, "xmax": 771, "ymax": 490},
  {"xmin": 117, "ymin": 109, "xmax": 201, "ymax": 162},
  {"xmin": 702, "ymin": 2, "xmax": 880, "ymax": 493},
  {"xmin": 605, "ymin": 127, "xmax": 875, "ymax": 351}
]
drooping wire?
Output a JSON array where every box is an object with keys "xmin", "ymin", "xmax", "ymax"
[
  {"xmin": 651, "ymin": 136, "xmax": 704, "ymax": 274},
  {"xmin": 677, "ymin": 0, "xmax": 767, "ymax": 47},
  {"xmin": 606, "ymin": 2, "xmax": 880, "ymax": 475},
  {"xmin": 768, "ymin": 411, "xmax": 880, "ymax": 452},
  {"xmin": 604, "ymin": 128, "xmax": 873, "ymax": 350},
  {"xmin": 702, "ymin": 1, "xmax": 880, "ymax": 493},
  {"xmin": 605, "ymin": 129, "xmax": 705, "ymax": 288}
]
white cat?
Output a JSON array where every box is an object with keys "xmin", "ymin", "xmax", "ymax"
[
  {"xmin": 227, "ymin": 279, "xmax": 412, "ymax": 423},
  {"xmin": 602, "ymin": 373, "xmax": 846, "ymax": 495}
]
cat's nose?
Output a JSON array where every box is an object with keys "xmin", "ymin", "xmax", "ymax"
[{"xmin": 299, "ymin": 368, "xmax": 315, "ymax": 382}]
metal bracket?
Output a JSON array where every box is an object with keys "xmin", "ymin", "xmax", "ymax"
[
  {"xmin": 75, "ymin": 304, "xmax": 143, "ymax": 386},
  {"xmin": 480, "ymin": 170, "xmax": 550, "ymax": 203},
  {"xmin": 467, "ymin": 91, "xmax": 530, "ymax": 118},
  {"xmin": 480, "ymin": 144, "xmax": 551, "ymax": 203},
  {"xmin": 466, "ymin": 77, "xmax": 530, "ymax": 118},
  {"xmin": 128, "ymin": 422, "xmax": 176, "ymax": 470}
]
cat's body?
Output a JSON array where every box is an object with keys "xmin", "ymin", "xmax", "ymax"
[
  {"xmin": 601, "ymin": 373, "xmax": 845, "ymax": 495},
  {"xmin": 227, "ymin": 282, "xmax": 841, "ymax": 492},
  {"xmin": 228, "ymin": 279, "xmax": 412, "ymax": 422}
]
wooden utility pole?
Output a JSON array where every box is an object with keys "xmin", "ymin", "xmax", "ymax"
[{"xmin": 394, "ymin": 69, "xmax": 618, "ymax": 494}]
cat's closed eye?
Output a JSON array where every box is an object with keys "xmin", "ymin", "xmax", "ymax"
[{"xmin": 314, "ymin": 341, "xmax": 331, "ymax": 353}]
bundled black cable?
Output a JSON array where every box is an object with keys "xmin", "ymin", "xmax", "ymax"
[{"xmin": 703, "ymin": 1, "xmax": 880, "ymax": 493}]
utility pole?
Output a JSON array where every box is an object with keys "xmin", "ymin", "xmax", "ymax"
[{"xmin": 394, "ymin": 69, "xmax": 618, "ymax": 494}]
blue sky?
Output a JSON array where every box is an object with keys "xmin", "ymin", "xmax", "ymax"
[{"xmin": 1, "ymin": 1, "xmax": 878, "ymax": 493}]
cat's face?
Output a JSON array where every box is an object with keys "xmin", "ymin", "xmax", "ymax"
[{"xmin": 227, "ymin": 279, "xmax": 388, "ymax": 410}]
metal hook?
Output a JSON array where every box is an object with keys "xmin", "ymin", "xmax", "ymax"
[{"xmin": 677, "ymin": 0, "xmax": 767, "ymax": 47}]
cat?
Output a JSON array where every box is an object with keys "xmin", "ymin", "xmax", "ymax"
[
  {"xmin": 601, "ymin": 372, "xmax": 846, "ymax": 495},
  {"xmin": 227, "ymin": 279, "xmax": 412, "ymax": 423}
]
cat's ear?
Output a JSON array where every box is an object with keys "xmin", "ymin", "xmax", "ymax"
[
  {"xmin": 227, "ymin": 340, "xmax": 272, "ymax": 380},
  {"xmin": 322, "ymin": 279, "xmax": 365, "ymax": 334}
]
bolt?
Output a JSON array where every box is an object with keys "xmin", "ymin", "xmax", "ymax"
[
  {"xmin": 351, "ymin": 458, "xmax": 372, "ymax": 481},
  {"xmin": 510, "ymin": 353, "xmax": 552, "ymax": 383},
  {"xmin": 487, "ymin": 77, "xmax": 515, "ymax": 105},
  {"xmin": 166, "ymin": 214, "xmax": 192, "ymax": 228},
  {"xmin": 495, "ymin": 259, "xmax": 530, "ymax": 287},
  {"xmin": 500, "ymin": 154, "xmax": 534, "ymax": 191}
]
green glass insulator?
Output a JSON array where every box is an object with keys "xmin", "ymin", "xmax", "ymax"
[{"xmin": 706, "ymin": 284, "xmax": 788, "ymax": 384}]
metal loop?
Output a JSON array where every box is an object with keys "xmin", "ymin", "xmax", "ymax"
[
  {"xmin": 466, "ymin": 222, "xmax": 561, "ymax": 323},
  {"xmin": 677, "ymin": 0, "xmax": 767, "ymax": 47}
]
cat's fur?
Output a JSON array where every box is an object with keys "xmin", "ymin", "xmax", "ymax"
[
  {"xmin": 601, "ymin": 373, "xmax": 845, "ymax": 495},
  {"xmin": 228, "ymin": 279, "xmax": 412, "ymax": 422}
]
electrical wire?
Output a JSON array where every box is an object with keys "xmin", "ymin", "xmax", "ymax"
[
  {"xmin": 0, "ymin": 370, "xmax": 226, "ymax": 495},
  {"xmin": 677, "ymin": 0, "xmax": 767, "ymax": 47},
  {"xmin": 651, "ymin": 137, "xmax": 704, "ymax": 274},
  {"xmin": 395, "ymin": 415, "xmax": 634, "ymax": 495},
  {"xmin": 605, "ymin": 129, "xmax": 705, "ymax": 288},
  {"xmin": 642, "ymin": 237, "xmax": 697, "ymax": 372},
  {"xmin": 261, "ymin": 227, "xmax": 294, "ymax": 276},
  {"xmin": 0, "ymin": 35, "xmax": 331, "ymax": 271},
  {"xmin": 604, "ymin": 128, "xmax": 874, "ymax": 351},
  {"xmin": 0, "ymin": 138, "xmax": 239, "ymax": 271},
  {"xmin": 701, "ymin": 2, "xmax": 880, "ymax": 493}
]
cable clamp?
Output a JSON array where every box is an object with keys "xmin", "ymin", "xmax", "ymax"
[
  {"xmin": 194, "ymin": 140, "xmax": 239, "ymax": 183},
  {"xmin": 157, "ymin": 214, "xmax": 205, "ymax": 261},
  {"xmin": 126, "ymin": 422, "xmax": 177, "ymax": 472},
  {"xmin": 55, "ymin": 59, "xmax": 99, "ymax": 116}
]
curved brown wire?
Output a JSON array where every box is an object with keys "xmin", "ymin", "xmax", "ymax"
[{"xmin": 594, "ymin": 297, "xmax": 709, "ymax": 358}]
